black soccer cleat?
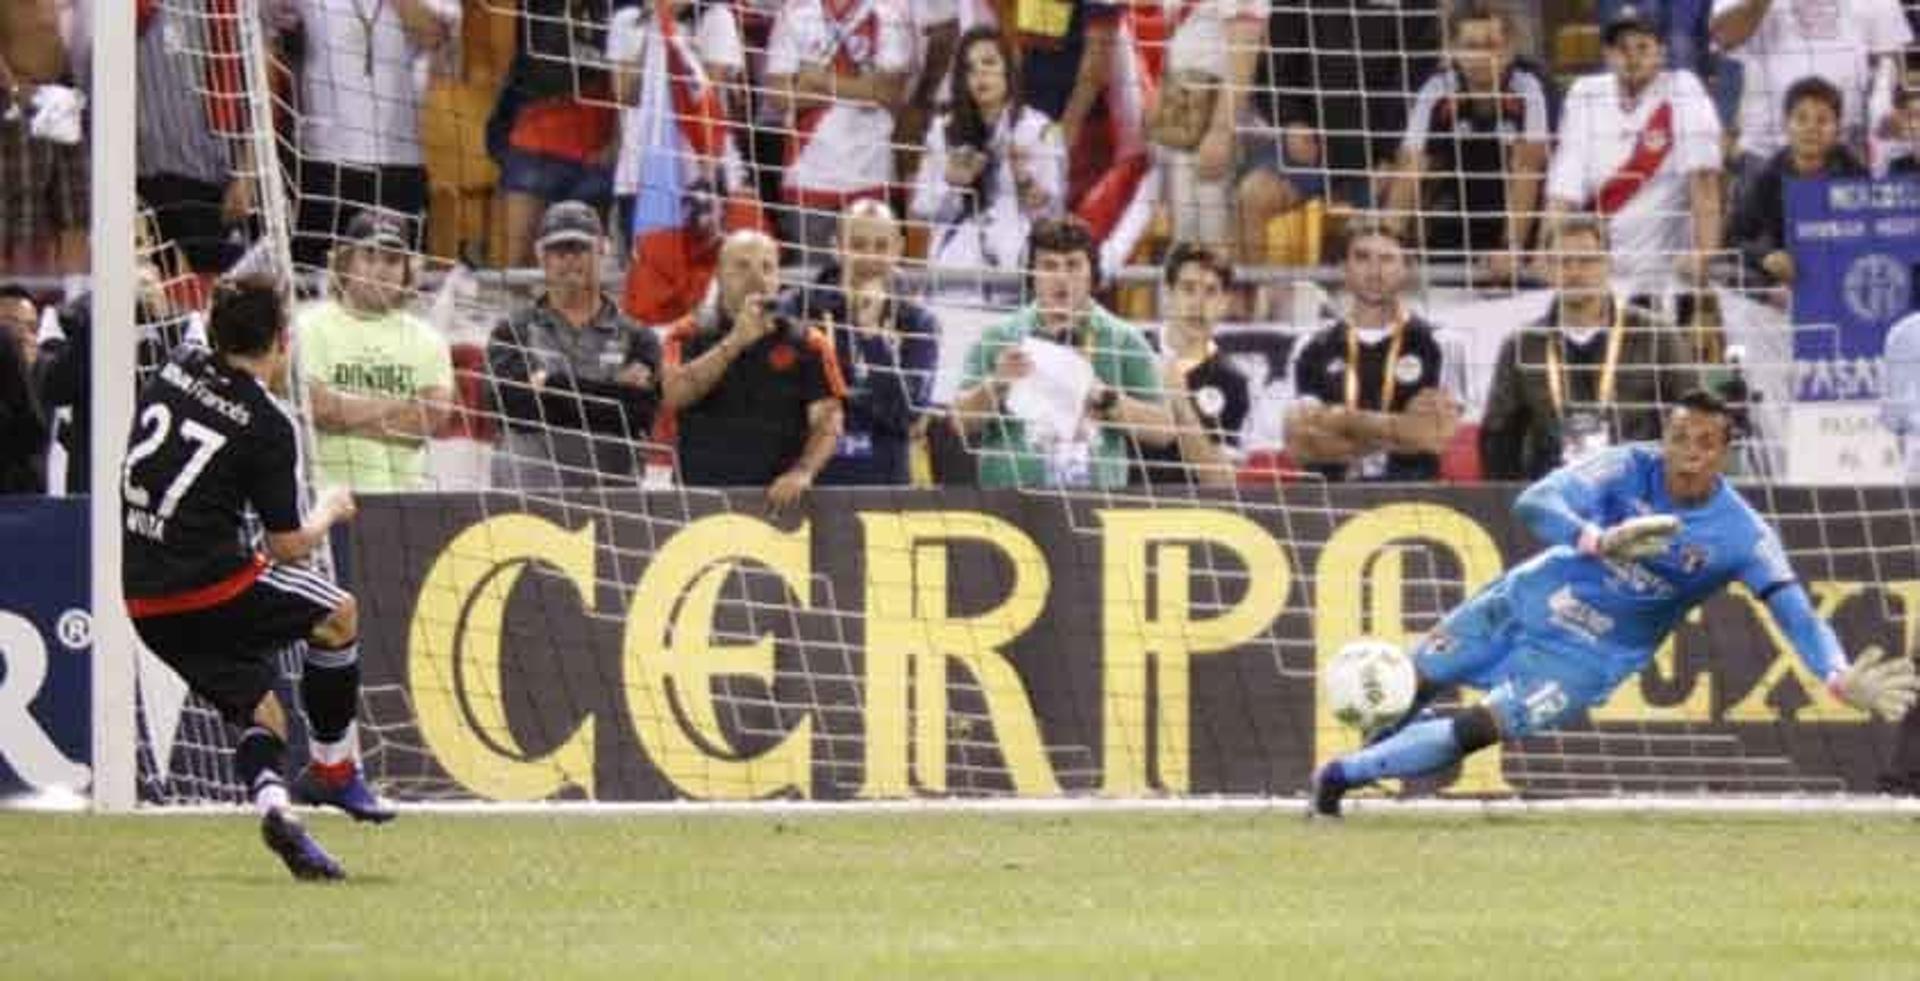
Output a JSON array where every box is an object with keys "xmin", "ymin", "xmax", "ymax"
[
  {"xmin": 294, "ymin": 764, "xmax": 398, "ymax": 824},
  {"xmin": 1307, "ymin": 762, "xmax": 1350, "ymax": 820},
  {"xmin": 261, "ymin": 809, "xmax": 347, "ymax": 881}
]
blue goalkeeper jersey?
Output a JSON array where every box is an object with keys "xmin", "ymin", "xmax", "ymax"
[{"xmin": 1504, "ymin": 444, "xmax": 1844, "ymax": 688}]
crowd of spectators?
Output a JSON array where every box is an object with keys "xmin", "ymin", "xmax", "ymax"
[{"xmin": 5, "ymin": 0, "xmax": 1920, "ymax": 497}]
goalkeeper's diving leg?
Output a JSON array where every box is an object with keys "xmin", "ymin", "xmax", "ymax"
[
  {"xmin": 1310, "ymin": 646, "xmax": 1608, "ymax": 818},
  {"xmin": 1362, "ymin": 580, "xmax": 1521, "ymax": 747}
]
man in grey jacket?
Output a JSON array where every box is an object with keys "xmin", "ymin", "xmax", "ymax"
[{"xmin": 488, "ymin": 201, "xmax": 661, "ymax": 488}]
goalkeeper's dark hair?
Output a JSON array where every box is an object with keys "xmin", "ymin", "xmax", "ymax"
[
  {"xmin": 1673, "ymin": 388, "xmax": 1731, "ymax": 419},
  {"xmin": 207, "ymin": 274, "xmax": 287, "ymax": 358}
]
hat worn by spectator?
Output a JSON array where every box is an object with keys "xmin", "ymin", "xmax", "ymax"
[
  {"xmin": 1603, "ymin": 6, "xmax": 1660, "ymax": 46},
  {"xmin": 344, "ymin": 210, "xmax": 412, "ymax": 251},
  {"xmin": 537, "ymin": 201, "xmax": 604, "ymax": 252}
]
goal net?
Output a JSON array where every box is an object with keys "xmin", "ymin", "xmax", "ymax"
[{"xmin": 112, "ymin": 0, "xmax": 1920, "ymax": 809}]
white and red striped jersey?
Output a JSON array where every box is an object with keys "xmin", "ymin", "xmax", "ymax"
[
  {"xmin": 1548, "ymin": 69, "xmax": 1722, "ymax": 288},
  {"xmin": 767, "ymin": 0, "xmax": 915, "ymax": 205}
]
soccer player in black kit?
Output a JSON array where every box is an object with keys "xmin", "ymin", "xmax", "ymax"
[{"xmin": 122, "ymin": 275, "xmax": 394, "ymax": 881}]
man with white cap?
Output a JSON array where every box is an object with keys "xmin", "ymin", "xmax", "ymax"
[{"xmin": 488, "ymin": 200, "xmax": 663, "ymax": 488}]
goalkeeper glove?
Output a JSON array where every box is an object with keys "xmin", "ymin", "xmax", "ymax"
[
  {"xmin": 1827, "ymin": 647, "xmax": 1920, "ymax": 722},
  {"xmin": 1577, "ymin": 515, "xmax": 1681, "ymax": 562}
]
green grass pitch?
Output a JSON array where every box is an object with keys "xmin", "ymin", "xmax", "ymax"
[{"xmin": 3, "ymin": 809, "xmax": 1916, "ymax": 979}]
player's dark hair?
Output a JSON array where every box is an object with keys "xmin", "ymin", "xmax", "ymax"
[
  {"xmin": 0, "ymin": 283, "xmax": 34, "ymax": 305},
  {"xmin": 207, "ymin": 274, "xmax": 287, "ymax": 358},
  {"xmin": 1782, "ymin": 75, "xmax": 1843, "ymax": 120},
  {"xmin": 1025, "ymin": 215, "xmax": 1102, "ymax": 285},
  {"xmin": 1163, "ymin": 241, "xmax": 1234, "ymax": 290}
]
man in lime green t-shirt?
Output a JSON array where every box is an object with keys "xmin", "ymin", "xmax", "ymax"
[
  {"xmin": 297, "ymin": 212, "xmax": 453, "ymax": 492},
  {"xmin": 952, "ymin": 216, "xmax": 1172, "ymax": 488}
]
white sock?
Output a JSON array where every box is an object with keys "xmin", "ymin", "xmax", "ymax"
[
  {"xmin": 253, "ymin": 775, "xmax": 290, "ymax": 816},
  {"xmin": 309, "ymin": 721, "xmax": 358, "ymax": 767}
]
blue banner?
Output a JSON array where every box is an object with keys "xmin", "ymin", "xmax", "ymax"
[
  {"xmin": 1787, "ymin": 178, "xmax": 1920, "ymax": 400},
  {"xmin": 0, "ymin": 498, "xmax": 90, "ymax": 797}
]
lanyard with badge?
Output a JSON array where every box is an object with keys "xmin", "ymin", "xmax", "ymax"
[
  {"xmin": 1544, "ymin": 298, "xmax": 1627, "ymax": 465},
  {"xmin": 1345, "ymin": 312, "xmax": 1406, "ymax": 480}
]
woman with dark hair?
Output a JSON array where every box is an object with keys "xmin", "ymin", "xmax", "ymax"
[{"xmin": 909, "ymin": 26, "xmax": 1064, "ymax": 296}]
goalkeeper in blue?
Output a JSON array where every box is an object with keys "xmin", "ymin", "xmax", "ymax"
[{"xmin": 1311, "ymin": 390, "xmax": 1920, "ymax": 817}]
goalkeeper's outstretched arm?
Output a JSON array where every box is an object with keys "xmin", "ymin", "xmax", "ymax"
[{"xmin": 1762, "ymin": 578, "xmax": 1920, "ymax": 721}]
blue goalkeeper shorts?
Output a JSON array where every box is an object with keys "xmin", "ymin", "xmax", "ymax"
[{"xmin": 1413, "ymin": 577, "xmax": 1614, "ymax": 738}]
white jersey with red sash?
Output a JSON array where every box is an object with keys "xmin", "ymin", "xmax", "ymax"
[
  {"xmin": 767, "ymin": 0, "xmax": 914, "ymax": 206},
  {"xmin": 1164, "ymin": 0, "xmax": 1269, "ymax": 75},
  {"xmin": 1547, "ymin": 70, "xmax": 1721, "ymax": 288}
]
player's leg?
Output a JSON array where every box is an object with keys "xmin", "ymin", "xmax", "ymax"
[
  {"xmin": 248, "ymin": 563, "xmax": 397, "ymax": 824},
  {"xmin": 225, "ymin": 563, "xmax": 394, "ymax": 822},
  {"xmin": 243, "ymin": 692, "xmax": 349, "ymax": 881},
  {"xmin": 1311, "ymin": 643, "xmax": 1606, "ymax": 818},
  {"xmin": 131, "ymin": 611, "xmax": 346, "ymax": 880}
]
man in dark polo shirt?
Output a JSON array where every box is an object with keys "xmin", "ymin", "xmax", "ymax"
[
  {"xmin": 662, "ymin": 230, "xmax": 846, "ymax": 509},
  {"xmin": 1286, "ymin": 220, "xmax": 1460, "ymax": 482},
  {"xmin": 488, "ymin": 200, "xmax": 661, "ymax": 489}
]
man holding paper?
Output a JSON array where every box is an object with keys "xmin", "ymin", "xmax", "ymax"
[{"xmin": 952, "ymin": 216, "xmax": 1172, "ymax": 489}]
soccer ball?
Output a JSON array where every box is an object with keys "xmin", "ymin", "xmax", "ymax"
[{"xmin": 1323, "ymin": 639, "xmax": 1417, "ymax": 733}]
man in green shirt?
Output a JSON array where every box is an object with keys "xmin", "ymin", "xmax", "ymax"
[
  {"xmin": 952, "ymin": 216, "xmax": 1172, "ymax": 488},
  {"xmin": 297, "ymin": 212, "xmax": 453, "ymax": 491}
]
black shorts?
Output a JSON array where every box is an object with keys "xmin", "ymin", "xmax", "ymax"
[{"xmin": 133, "ymin": 564, "xmax": 348, "ymax": 728}]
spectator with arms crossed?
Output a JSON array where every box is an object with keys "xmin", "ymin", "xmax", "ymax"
[
  {"xmin": 299, "ymin": 212, "xmax": 454, "ymax": 492},
  {"xmin": 1285, "ymin": 220, "xmax": 1461, "ymax": 482},
  {"xmin": 951, "ymin": 216, "xmax": 1171, "ymax": 489},
  {"xmin": 1313, "ymin": 390, "xmax": 1920, "ymax": 817},
  {"xmin": 489, "ymin": 201, "xmax": 663, "ymax": 489}
]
